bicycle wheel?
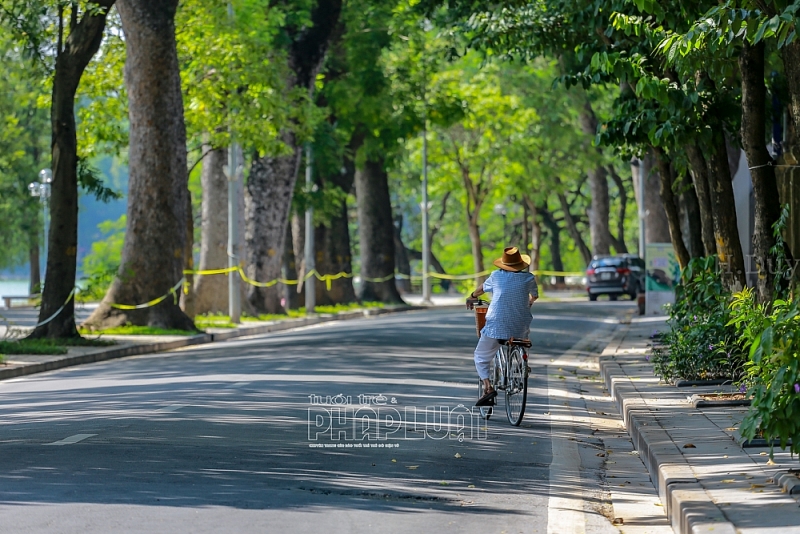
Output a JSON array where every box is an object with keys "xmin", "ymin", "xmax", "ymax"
[{"xmin": 505, "ymin": 346, "xmax": 528, "ymax": 426}]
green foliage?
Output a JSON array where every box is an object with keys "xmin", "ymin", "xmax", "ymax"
[
  {"xmin": 652, "ymin": 256, "xmax": 744, "ymax": 382},
  {"xmin": 78, "ymin": 215, "xmax": 125, "ymax": 302},
  {"xmin": 735, "ymin": 289, "xmax": 800, "ymax": 456},
  {"xmin": 0, "ymin": 33, "xmax": 49, "ymax": 269}
]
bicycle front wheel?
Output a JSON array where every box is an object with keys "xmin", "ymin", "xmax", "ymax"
[{"xmin": 505, "ymin": 346, "xmax": 528, "ymax": 426}]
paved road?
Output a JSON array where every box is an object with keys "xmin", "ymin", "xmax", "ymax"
[{"xmin": 0, "ymin": 301, "xmax": 634, "ymax": 533}]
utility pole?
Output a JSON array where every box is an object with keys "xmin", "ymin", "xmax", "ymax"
[
  {"xmin": 304, "ymin": 144, "xmax": 315, "ymax": 313},
  {"xmin": 226, "ymin": 0, "xmax": 241, "ymax": 324},
  {"xmin": 421, "ymin": 126, "xmax": 431, "ymax": 304}
]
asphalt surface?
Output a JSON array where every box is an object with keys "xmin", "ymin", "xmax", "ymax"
[{"xmin": 0, "ymin": 301, "xmax": 633, "ymax": 533}]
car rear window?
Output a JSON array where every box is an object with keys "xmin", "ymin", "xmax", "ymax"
[{"xmin": 591, "ymin": 258, "xmax": 624, "ymax": 268}]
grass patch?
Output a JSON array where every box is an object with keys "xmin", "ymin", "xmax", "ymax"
[
  {"xmin": 78, "ymin": 325, "xmax": 198, "ymax": 336},
  {"xmin": 198, "ymin": 302, "xmax": 386, "ymax": 324},
  {"xmin": 0, "ymin": 337, "xmax": 116, "ymax": 356}
]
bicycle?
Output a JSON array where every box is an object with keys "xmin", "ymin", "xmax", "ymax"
[{"xmin": 471, "ymin": 299, "xmax": 531, "ymax": 426}]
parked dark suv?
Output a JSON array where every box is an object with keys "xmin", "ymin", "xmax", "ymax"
[{"xmin": 586, "ymin": 254, "xmax": 644, "ymax": 301}]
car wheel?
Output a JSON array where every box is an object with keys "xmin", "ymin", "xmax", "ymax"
[
  {"xmin": 589, "ymin": 294, "xmax": 598, "ymax": 302},
  {"xmin": 609, "ymin": 294, "xmax": 618, "ymax": 301}
]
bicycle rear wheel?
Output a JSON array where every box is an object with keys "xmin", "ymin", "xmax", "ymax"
[{"xmin": 505, "ymin": 346, "xmax": 528, "ymax": 426}]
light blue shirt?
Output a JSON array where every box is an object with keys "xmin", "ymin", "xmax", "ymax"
[{"xmin": 481, "ymin": 269, "xmax": 538, "ymax": 340}]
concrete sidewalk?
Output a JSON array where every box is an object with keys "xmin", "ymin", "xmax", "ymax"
[{"xmin": 600, "ymin": 316, "xmax": 800, "ymax": 534}]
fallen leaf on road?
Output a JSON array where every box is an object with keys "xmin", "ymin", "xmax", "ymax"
[
  {"xmin": 726, "ymin": 427, "xmax": 738, "ymax": 431},
  {"xmin": 724, "ymin": 455, "xmax": 728, "ymax": 459},
  {"xmin": 683, "ymin": 443, "xmax": 696, "ymax": 448},
  {"xmin": 406, "ymin": 466, "xmax": 419, "ymax": 470},
  {"xmin": 767, "ymin": 459, "xmax": 777, "ymax": 466},
  {"xmin": 468, "ymin": 485, "xmax": 475, "ymax": 488},
  {"xmin": 654, "ymin": 503, "xmax": 662, "ymax": 507},
  {"xmin": 454, "ymin": 453, "xmax": 462, "ymax": 459},
  {"xmin": 391, "ymin": 459, "xmax": 397, "ymax": 463},
  {"xmin": 612, "ymin": 518, "xmax": 624, "ymax": 526},
  {"xmin": 596, "ymin": 453, "xmax": 605, "ymax": 457},
  {"xmin": 439, "ymin": 481, "xmax": 449, "ymax": 486},
  {"xmin": 543, "ymin": 412, "xmax": 550, "ymax": 416},
  {"xmin": 751, "ymin": 484, "xmax": 765, "ymax": 488},
  {"xmin": 760, "ymin": 452, "xmax": 768, "ymax": 456}
]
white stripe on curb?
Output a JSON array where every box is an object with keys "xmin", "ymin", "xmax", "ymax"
[{"xmin": 44, "ymin": 433, "xmax": 97, "ymax": 446}]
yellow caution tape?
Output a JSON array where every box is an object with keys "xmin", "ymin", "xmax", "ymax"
[
  {"xmin": 172, "ymin": 266, "xmax": 586, "ymax": 294},
  {"xmin": 110, "ymin": 278, "xmax": 185, "ymax": 310},
  {"xmin": 183, "ymin": 266, "xmax": 238, "ymax": 276}
]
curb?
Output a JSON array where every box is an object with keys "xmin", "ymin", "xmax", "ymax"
[
  {"xmin": 0, "ymin": 304, "xmax": 435, "ymax": 382},
  {"xmin": 598, "ymin": 323, "xmax": 736, "ymax": 534}
]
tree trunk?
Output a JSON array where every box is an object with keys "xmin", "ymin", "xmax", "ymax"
[
  {"xmin": 242, "ymin": 0, "xmax": 341, "ymax": 313},
  {"xmin": 540, "ymin": 207, "xmax": 565, "ymax": 284},
  {"xmin": 556, "ymin": 192, "xmax": 592, "ymax": 265},
  {"xmin": 782, "ymin": 40, "xmax": 800, "ymax": 144},
  {"xmin": 466, "ymin": 212, "xmax": 486, "ymax": 283},
  {"xmin": 653, "ymin": 148, "xmax": 690, "ymax": 269},
  {"xmin": 393, "ymin": 217, "xmax": 412, "ymax": 293},
  {"xmin": 180, "ymin": 191, "xmax": 195, "ymax": 318},
  {"xmin": 607, "ymin": 166, "xmax": 629, "ymax": 253},
  {"xmin": 642, "ymin": 151, "xmax": 671, "ymax": 244},
  {"xmin": 354, "ymin": 159, "xmax": 403, "ymax": 303},
  {"xmin": 522, "ymin": 202, "xmax": 530, "ymax": 256},
  {"xmin": 244, "ymin": 135, "xmax": 300, "ymax": 314},
  {"xmin": 314, "ymin": 200, "xmax": 357, "ymax": 305},
  {"xmin": 706, "ymin": 131, "xmax": 747, "ymax": 291},
  {"xmin": 313, "ymin": 149, "xmax": 357, "ymax": 305},
  {"xmin": 29, "ymin": 234, "xmax": 40, "ymax": 294},
  {"xmin": 579, "ymin": 103, "xmax": 613, "ymax": 256},
  {"xmin": 529, "ymin": 203, "xmax": 542, "ymax": 272},
  {"xmin": 741, "ymin": 40, "xmax": 784, "ymax": 302},
  {"xmin": 192, "ymin": 145, "xmax": 228, "ymax": 314},
  {"xmin": 30, "ymin": 1, "xmax": 115, "ymax": 338},
  {"xmin": 84, "ymin": 0, "xmax": 194, "ymax": 331},
  {"xmin": 680, "ymin": 172, "xmax": 705, "ymax": 258},
  {"xmin": 684, "ymin": 144, "xmax": 717, "ymax": 256}
]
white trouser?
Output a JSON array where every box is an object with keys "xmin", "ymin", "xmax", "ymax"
[{"xmin": 474, "ymin": 335, "xmax": 501, "ymax": 380}]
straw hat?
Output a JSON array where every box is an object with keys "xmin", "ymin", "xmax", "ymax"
[{"xmin": 493, "ymin": 246, "xmax": 531, "ymax": 272}]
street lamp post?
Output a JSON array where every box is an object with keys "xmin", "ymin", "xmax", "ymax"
[
  {"xmin": 304, "ymin": 144, "xmax": 315, "ymax": 314},
  {"xmin": 28, "ymin": 168, "xmax": 52, "ymax": 279},
  {"xmin": 421, "ymin": 126, "xmax": 432, "ymax": 304}
]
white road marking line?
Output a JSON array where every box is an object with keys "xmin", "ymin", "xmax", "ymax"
[
  {"xmin": 44, "ymin": 433, "xmax": 97, "ymax": 446},
  {"xmin": 546, "ymin": 325, "xmax": 617, "ymax": 534},
  {"xmin": 155, "ymin": 404, "xmax": 187, "ymax": 413}
]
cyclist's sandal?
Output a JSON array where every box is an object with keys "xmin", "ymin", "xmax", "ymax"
[{"xmin": 475, "ymin": 390, "xmax": 497, "ymax": 406}]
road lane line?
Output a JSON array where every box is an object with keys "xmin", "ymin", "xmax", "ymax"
[
  {"xmin": 44, "ymin": 433, "xmax": 97, "ymax": 446},
  {"xmin": 547, "ymin": 361, "xmax": 586, "ymax": 534},
  {"xmin": 155, "ymin": 404, "xmax": 187, "ymax": 413},
  {"xmin": 546, "ymin": 323, "xmax": 618, "ymax": 534}
]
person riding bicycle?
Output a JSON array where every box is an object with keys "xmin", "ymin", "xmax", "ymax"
[{"xmin": 466, "ymin": 247, "xmax": 538, "ymax": 406}]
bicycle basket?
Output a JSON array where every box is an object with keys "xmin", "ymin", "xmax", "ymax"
[{"xmin": 473, "ymin": 303, "xmax": 489, "ymax": 337}]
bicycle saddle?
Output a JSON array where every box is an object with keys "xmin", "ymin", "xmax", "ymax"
[{"xmin": 498, "ymin": 338, "xmax": 532, "ymax": 348}]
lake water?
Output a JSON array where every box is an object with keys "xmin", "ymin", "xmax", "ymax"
[{"xmin": 0, "ymin": 280, "xmax": 31, "ymax": 305}]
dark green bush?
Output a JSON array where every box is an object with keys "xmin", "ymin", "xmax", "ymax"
[{"xmin": 651, "ymin": 256, "xmax": 744, "ymax": 383}]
